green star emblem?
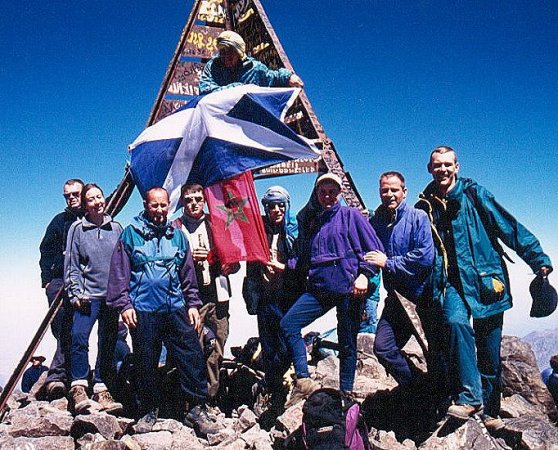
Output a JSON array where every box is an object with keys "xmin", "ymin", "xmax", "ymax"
[{"xmin": 217, "ymin": 189, "xmax": 249, "ymax": 227}]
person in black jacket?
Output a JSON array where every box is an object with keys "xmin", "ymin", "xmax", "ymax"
[
  {"xmin": 544, "ymin": 355, "xmax": 558, "ymax": 406},
  {"xmin": 39, "ymin": 178, "xmax": 84, "ymax": 399},
  {"xmin": 21, "ymin": 356, "xmax": 48, "ymax": 393},
  {"xmin": 244, "ymin": 186, "xmax": 298, "ymax": 411}
]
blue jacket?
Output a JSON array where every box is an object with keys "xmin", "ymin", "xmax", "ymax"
[
  {"xmin": 106, "ymin": 212, "xmax": 201, "ymax": 314},
  {"xmin": 64, "ymin": 215, "xmax": 123, "ymax": 302},
  {"xmin": 292, "ymin": 203, "xmax": 383, "ymax": 296},
  {"xmin": 370, "ymin": 201, "xmax": 434, "ymax": 303},
  {"xmin": 416, "ymin": 177, "xmax": 552, "ymax": 318},
  {"xmin": 199, "ymin": 56, "xmax": 293, "ymax": 95},
  {"xmin": 547, "ymin": 371, "xmax": 558, "ymax": 404}
]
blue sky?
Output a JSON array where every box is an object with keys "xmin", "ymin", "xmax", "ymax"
[{"xmin": 1, "ymin": 1, "xmax": 557, "ymax": 383}]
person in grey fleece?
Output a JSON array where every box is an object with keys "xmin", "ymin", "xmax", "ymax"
[{"xmin": 64, "ymin": 183, "xmax": 123, "ymax": 415}]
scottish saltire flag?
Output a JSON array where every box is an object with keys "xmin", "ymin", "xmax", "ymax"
[
  {"xmin": 205, "ymin": 171, "xmax": 269, "ymax": 264},
  {"xmin": 128, "ymin": 84, "xmax": 320, "ymax": 210}
]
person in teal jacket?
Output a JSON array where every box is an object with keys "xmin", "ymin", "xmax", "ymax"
[
  {"xmin": 416, "ymin": 146, "xmax": 553, "ymax": 429},
  {"xmin": 107, "ymin": 187, "xmax": 220, "ymax": 436},
  {"xmin": 199, "ymin": 31, "xmax": 303, "ymax": 95}
]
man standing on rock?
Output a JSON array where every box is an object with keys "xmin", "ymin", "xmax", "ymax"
[
  {"xmin": 107, "ymin": 187, "xmax": 220, "ymax": 436},
  {"xmin": 365, "ymin": 171, "xmax": 435, "ymax": 391},
  {"xmin": 39, "ymin": 178, "xmax": 84, "ymax": 400},
  {"xmin": 172, "ymin": 183, "xmax": 240, "ymax": 403},
  {"xmin": 416, "ymin": 146, "xmax": 553, "ymax": 429}
]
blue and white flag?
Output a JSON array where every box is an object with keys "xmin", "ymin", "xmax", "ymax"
[{"xmin": 129, "ymin": 84, "xmax": 319, "ymax": 210}]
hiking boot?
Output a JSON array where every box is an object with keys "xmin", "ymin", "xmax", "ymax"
[
  {"xmin": 185, "ymin": 405, "xmax": 222, "ymax": 437},
  {"xmin": 447, "ymin": 403, "xmax": 483, "ymax": 420},
  {"xmin": 92, "ymin": 390, "xmax": 124, "ymax": 415},
  {"xmin": 45, "ymin": 381, "xmax": 67, "ymax": 401},
  {"xmin": 285, "ymin": 377, "xmax": 320, "ymax": 408},
  {"xmin": 70, "ymin": 385, "xmax": 90, "ymax": 414},
  {"xmin": 480, "ymin": 414, "xmax": 505, "ymax": 431},
  {"xmin": 135, "ymin": 408, "xmax": 159, "ymax": 434}
]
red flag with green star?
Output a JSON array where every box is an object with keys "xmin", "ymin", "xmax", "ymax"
[{"xmin": 204, "ymin": 171, "xmax": 270, "ymax": 264}]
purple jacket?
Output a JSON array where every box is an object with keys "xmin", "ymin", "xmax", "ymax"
[
  {"xmin": 293, "ymin": 203, "xmax": 383, "ymax": 296},
  {"xmin": 370, "ymin": 201, "xmax": 434, "ymax": 302}
]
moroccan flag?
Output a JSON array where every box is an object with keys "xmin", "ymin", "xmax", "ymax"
[{"xmin": 204, "ymin": 171, "xmax": 269, "ymax": 264}]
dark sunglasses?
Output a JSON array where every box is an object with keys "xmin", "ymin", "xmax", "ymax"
[
  {"xmin": 184, "ymin": 196, "xmax": 204, "ymax": 204},
  {"xmin": 269, "ymin": 202, "xmax": 286, "ymax": 209},
  {"xmin": 64, "ymin": 192, "xmax": 80, "ymax": 199}
]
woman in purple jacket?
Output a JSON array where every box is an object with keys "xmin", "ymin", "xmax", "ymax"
[{"xmin": 280, "ymin": 173, "xmax": 383, "ymax": 406}]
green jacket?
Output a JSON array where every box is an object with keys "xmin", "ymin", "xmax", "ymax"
[{"xmin": 416, "ymin": 177, "xmax": 552, "ymax": 319}]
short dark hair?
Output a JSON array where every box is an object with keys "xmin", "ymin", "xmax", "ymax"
[
  {"xmin": 550, "ymin": 355, "xmax": 558, "ymax": 371},
  {"xmin": 379, "ymin": 171, "xmax": 406, "ymax": 188},
  {"xmin": 81, "ymin": 183, "xmax": 103, "ymax": 206},
  {"xmin": 181, "ymin": 183, "xmax": 204, "ymax": 196},
  {"xmin": 64, "ymin": 178, "xmax": 84, "ymax": 188}
]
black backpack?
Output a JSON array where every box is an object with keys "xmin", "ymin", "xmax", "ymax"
[{"xmin": 301, "ymin": 388, "xmax": 371, "ymax": 450}]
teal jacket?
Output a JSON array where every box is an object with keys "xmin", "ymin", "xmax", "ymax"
[
  {"xmin": 416, "ymin": 177, "xmax": 552, "ymax": 319},
  {"xmin": 106, "ymin": 212, "xmax": 201, "ymax": 314},
  {"xmin": 199, "ymin": 56, "xmax": 293, "ymax": 95}
]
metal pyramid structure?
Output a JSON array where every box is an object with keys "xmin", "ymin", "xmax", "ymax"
[
  {"xmin": 107, "ymin": 0, "xmax": 365, "ymax": 217},
  {"xmin": 0, "ymin": 0, "xmax": 367, "ymax": 416}
]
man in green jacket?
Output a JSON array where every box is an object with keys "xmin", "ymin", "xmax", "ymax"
[{"xmin": 416, "ymin": 146, "xmax": 553, "ymax": 429}]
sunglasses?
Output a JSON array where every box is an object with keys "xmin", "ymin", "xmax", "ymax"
[
  {"xmin": 63, "ymin": 192, "xmax": 80, "ymax": 199},
  {"xmin": 184, "ymin": 196, "xmax": 204, "ymax": 205},
  {"xmin": 269, "ymin": 202, "xmax": 286, "ymax": 209}
]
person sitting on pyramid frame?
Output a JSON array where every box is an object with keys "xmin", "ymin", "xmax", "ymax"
[{"xmin": 199, "ymin": 30, "xmax": 304, "ymax": 95}]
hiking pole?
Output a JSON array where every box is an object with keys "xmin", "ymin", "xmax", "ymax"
[{"xmin": 0, "ymin": 287, "xmax": 64, "ymax": 421}]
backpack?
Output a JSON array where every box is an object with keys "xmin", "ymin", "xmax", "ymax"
[{"xmin": 301, "ymin": 388, "xmax": 371, "ymax": 450}]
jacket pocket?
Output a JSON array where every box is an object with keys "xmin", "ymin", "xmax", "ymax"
[
  {"xmin": 478, "ymin": 272, "xmax": 505, "ymax": 304},
  {"xmin": 309, "ymin": 258, "xmax": 355, "ymax": 295}
]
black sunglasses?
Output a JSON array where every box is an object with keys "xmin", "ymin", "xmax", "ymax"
[{"xmin": 184, "ymin": 196, "xmax": 204, "ymax": 204}]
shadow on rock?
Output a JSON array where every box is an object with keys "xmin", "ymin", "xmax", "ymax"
[{"xmin": 361, "ymin": 384, "xmax": 449, "ymax": 444}]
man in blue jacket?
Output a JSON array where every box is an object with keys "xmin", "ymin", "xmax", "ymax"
[
  {"xmin": 416, "ymin": 146, "xmax": 553, "ymax": 429},
  {"xmin": 107, "ymin": 187, "xmax": 220, "ymax": 436},
  {"xmin": 199, "ymin": 30, "xmax": 303, "ymax": 95},
  {"xmin": 39, "ymin": 178, "xmax": 84, "ymax": 399},
  {"xmin": 365, "ymin": 171, "xmax": 434, "ymax": 389}
]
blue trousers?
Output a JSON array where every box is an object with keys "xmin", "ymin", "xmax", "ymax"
[
  {"xmin": 280, "ymin": 290, "xmax": 363, "ymax": 392},
  {"xmin": 45, "ymin": 278, "xmax": 73, "ymax": 385},
  {"xmin": 443, "ymin": 284, "xmax": 503, "ymax": 416},
  {"xmin": 257, "ymin": 301, "xmax": 291, "ymax": 390},
  {"xmin": 71, "ymin": 298, "xmax": 118, "ymax": 386},
  {"xmin": 373, "ymin": 295, "xmax": 415, "ymax": 386},
  {"xmin": 131, "ymin": 308, "xmax": 208, "ymax": 415}
]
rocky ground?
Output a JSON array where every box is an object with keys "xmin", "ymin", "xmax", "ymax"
[{"xmin": 1, "ymin": 334, "xmax": 557, "ymax": 449}]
